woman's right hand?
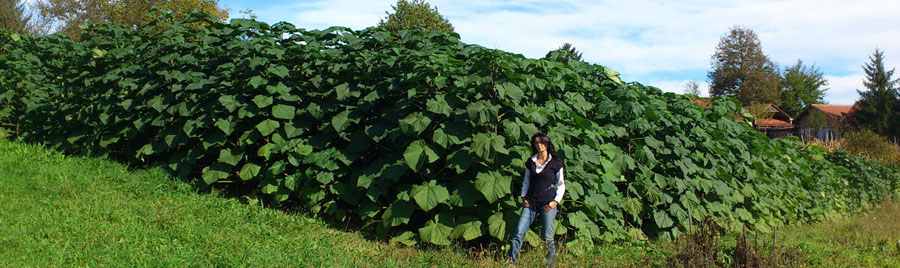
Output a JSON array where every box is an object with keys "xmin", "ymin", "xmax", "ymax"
[{"xmin": 521, "ymin": 196, "xmax": 530, "ymax": 208}]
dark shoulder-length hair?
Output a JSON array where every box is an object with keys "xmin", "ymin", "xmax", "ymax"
[{"xmin": 530, "ymin": 132, "xmax": 560, "ymax": 161}]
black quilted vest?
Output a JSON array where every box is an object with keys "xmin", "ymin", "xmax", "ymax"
[{"xmin": 524, "ymin": 156, "xmax": 563, "ymax": 207}]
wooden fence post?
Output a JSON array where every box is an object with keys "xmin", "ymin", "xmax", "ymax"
[{"xmin": 773, "ymin": 226, "xmax": 777, "ymax": 249}]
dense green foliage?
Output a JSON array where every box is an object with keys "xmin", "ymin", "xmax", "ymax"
[{"xmin": 1, "ymin": 13, "xmax": 898, "ymax": 247}]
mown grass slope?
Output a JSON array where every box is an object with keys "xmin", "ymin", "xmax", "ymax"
[{"xmin": 0, "ymin": 139, "xmax": 487, "ymax": 267}]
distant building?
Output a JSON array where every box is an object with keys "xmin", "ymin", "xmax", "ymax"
[
  {"xmin": 689, "ymin": 98, "xmax": 795, "ymax": 138},
  {"xmin": 794, "ymin": 104, "xmax": 857, "ymax": 142},
  {"xmin": 745, "ymin": 103, "xmax": 794, "ymax": 138}
]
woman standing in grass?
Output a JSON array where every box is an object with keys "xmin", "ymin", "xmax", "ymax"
[{"xmin": 507, "ymin": 132, "xmax": 565, "ymax": 267}]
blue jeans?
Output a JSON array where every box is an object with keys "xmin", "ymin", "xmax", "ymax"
[{"xmin": 507, "ymin": 205, "xmax": 557, "ymax": 265}]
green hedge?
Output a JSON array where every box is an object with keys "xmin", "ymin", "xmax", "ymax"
[{"xmin": 1, "ymin": 12, "xmax": 898, "ymax": 247}]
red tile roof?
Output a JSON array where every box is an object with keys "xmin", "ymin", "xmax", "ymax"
[
  {"xmin": 810, "ymin": 104, "xmax": 855, "ymax": 117},
  {"xmin": 691, "ymin": 97, "xmax": 711, "ymax": 108},
  {"xmin": 755, "ymin": 118, "xmax": 793, "ymax": 128},
  {"xmin": 743, "ymin": 103, "xmax": 793, "ymax": 121}
]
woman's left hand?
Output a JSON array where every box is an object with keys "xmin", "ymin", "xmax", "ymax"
[{"xmin": 543, "ymin": 201, "xmax": 558, "ymax": 212}]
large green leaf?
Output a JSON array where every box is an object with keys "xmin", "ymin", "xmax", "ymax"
[
  {"xmin": 332, "ymin": 110, "xmax": 350, "ymax": 132},
  {"xmin": 466, "ymin": 101, "xmax": 498, "ymax": 125},
  {"xmin": 317, "ymin": 172, "xmax": 334, "ymax": 184},
  {"xmin": 470, "ymin": 133, "xmax": 494, "ymax": 160},
  {"xmin": 398, "ymin": 112, "xmax": 431, "ymax": 135},
  {"xmin": 201, "ymin": 163, "xmax": 230, "ymax": 186},
  {"xmin": 568, "ymin": 211, "xmax": 591, "ymax": 230},
  {"xmin": 488, "ymin": 212, "xmax": 506, "ymax": 240},
  {"xmin": 449, "ymin": 220, "xmax": 483, "ymax": 241},
  {"xmin": 735, "ymin": 207, "xmax": 752, "ymax": 221},
  {"xmin": 334, "ymin": 83, "xmax": 352, "ymax": 100},
  {"xmin": 403, "ymin": 140, "xmax": 438, "ymax": 172},
  {"xmin": 623, "ymin": 197, "xmax": 642, "ymax": 218},
  {"xmin": 267, "ymin": 65, "xmax": 289, "ymax": 78},
  {"xmin": 218, "ymin": 95, "xmax": 240, "ymax": 112},
  {"xmin": 383, "ymin": 200, "xmax": 414, "ymax": 227},
  {"xmin": 653, "ymin": 210, "xmax": 674, "ymax": 228},
  {"xmin": 272, "ymin": 104, "xmax": 296, "ymax": 120},
  {"xmin": 584, "ymin": 192, "xmax": 609, "ymax": 214},
  {"xmin": 418, "ymin": 219, "xmax": 452, "ymax": 246},
  {"xmin": 432, "ymin": 128, "xmax": 449, "ymax": 149},
  {"xmin": 248, "ymin": 75, "xmax": 267, "ymax": 88},
  {"xmin": 473, "ymin": 135, "xmax": 505, "ymax": 159},
  {"xmin": 255, "ymin": 119, "xmax": 280, "ymax": 136},
  {"xmin": 389, "ymin": 231, "xmax": 417, "ymax": 246},
  {"xmin": 239, "ymin": 163, "xmax": 261, "ymax": 181},
  {"xmin": 491, "ymin": 134, "xmax": 509, "ymax": 155},
  {"xmin": 475, "ymin": 171, "xmax": 511, "ymax": 203},
  {"xmin": 447, "ymin": 181, "xmax": 483, "ymax": 207},
  {"xmin": 266, "ymin": 82, "xmax": 290, "ymax": 95},
  {"xmin": 252, "ymin": 95, "xmax": 273, "ymax": 108},
  {"xmin": 447, "ymin": 149, "xmax": 477, "ymax": 174},
  {"xmin": 426, "ymin": 95, "xmax": 453, "ymax": 116},
  {"xmin": 257, "ymin": 143, "xmax": 275, "ymax": 160},
  {"xmin": 410, "ymin": 180, "xmax": 449, "ymax": 212},
  {"xmin": 260, "ymin": 178, "xmax": 279, "ymax": 194},
  {"xmin": 214, "ymin": 118, "xmax": 236, "ymax": 135},
  {"xmin": 497, "ymin": 83, "xmax": 524, "ymax": 103},
  {"xmin": 442, "ymin": 122, "xmax": 472, "ymax": 145},
  {"xmin": 217, "ymin": 148, "xmax": 244, "ymax": 166},
  {"xmin": 148, "ymin": 95, "xmax": 165, "ymax": 112}
]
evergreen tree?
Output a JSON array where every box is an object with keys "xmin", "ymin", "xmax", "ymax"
[
  {"xmin": 708, "ymin": 25, "xmax": 781, "ymax": 105},
  {"xmin": 854, "ymin": 49, "xmax": 900, "ymax": 138},
  {"xmin": 544, "ymin": 43, "xmax": 583, "ymax": 63},
  {"xmin": 780, "ymin": 60, "xmax": 828, "ymax": 116},
  {"xmin": 378, "ymin": 0, "xmax": 454, "ymax": 33},
  {"xmin": 561, "ymin": 43, "xmax": 583, "ymax": 61}
]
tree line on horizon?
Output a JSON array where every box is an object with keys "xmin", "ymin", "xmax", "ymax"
[
  {"xmin": 2, "ymin": 0, "xmax": 897, "ymax": 140},
  {"xmin": 703, "ymin": 26, "xmax": 898, "ymax": 142}
]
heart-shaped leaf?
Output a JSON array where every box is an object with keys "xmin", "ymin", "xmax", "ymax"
[
  {"xmin": 475, "ymin": 171, "xmax": 511, "ymax": 203},
  {"xmin": 255, "ymin": 119, "xmax": 280, "ymax": 136},
  {"xmin": 403, "ymin": 140, "xmax": 438, "ymax": 172},
  {"xmin": 410, "ymin": 180, "xmax": 449, "ymax": 212},
  {"xmin": 418, "ymin": 219, "xmax": 452, "ymax": 246},
  {"xmin": 272, "ymin": 104, "xmax": 296, "ymax": 120}
]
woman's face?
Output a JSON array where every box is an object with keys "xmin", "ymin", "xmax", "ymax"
[{"xmin": 533, "ymin": 138, "xmax": 547, "ymax": 153}]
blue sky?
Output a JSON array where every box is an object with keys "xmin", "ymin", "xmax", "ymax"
[{"xmin": 217, "ymin": 0, "xmax": 900, "ymax": 105}]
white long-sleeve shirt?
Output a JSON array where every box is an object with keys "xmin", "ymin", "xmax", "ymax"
[{"xmin": 519, "ymin": 154, "xmax": 565, "ymax": 203}]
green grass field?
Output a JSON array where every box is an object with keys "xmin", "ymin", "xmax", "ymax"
[{"xmin": 1, "ymin": 138, "xmax": 897, "ymax": 267}]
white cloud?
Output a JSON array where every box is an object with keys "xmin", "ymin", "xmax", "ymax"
[{"xmin": 823, "ymin": 74, "xmax": 865, "ymax": 105}]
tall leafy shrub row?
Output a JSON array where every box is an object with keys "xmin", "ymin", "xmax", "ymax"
[{"xmin": 1, "ymin": 13, "xmax": 898, "ymax": 246}]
